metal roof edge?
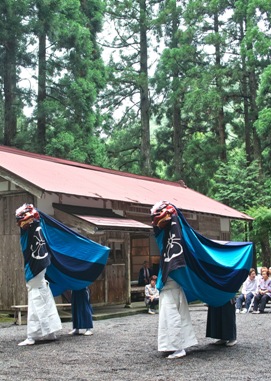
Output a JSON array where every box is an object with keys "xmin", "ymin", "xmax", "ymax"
[
  {"xmin": 53, "ymin": 205, "xmax": 152, "ymax": 233},
  {"xmin": 0, "ymin": 167, "xmax": 44, "ymax": 198},
  {"xmin": 181, "ymin": 209, "xmax": 253, "ymax": 221},
  {"xmin": 0, "ymin": 145, "xmax": 186, "ymax": 188}
]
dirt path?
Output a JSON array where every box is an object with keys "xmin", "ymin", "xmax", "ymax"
[{"xmin": 0, "ymin": 308, "xmax": 269, "ymax": 381}]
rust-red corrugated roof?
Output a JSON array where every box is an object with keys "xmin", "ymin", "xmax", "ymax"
[
  {"xmin": 0, "ymin": 145, "xmax": 253, "ymax": 220},
  {"xmin": 75, "ymin": 215, "xmax": 152, "ymax": 230}
]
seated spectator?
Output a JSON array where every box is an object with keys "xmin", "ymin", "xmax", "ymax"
[
  {"xmin": 145, "ymin": 275, "xmax": 159, "ymax": 314},
  {"xmin": 256, "ymin": 266, "xmax": 268, "ymax": 283},
  {"xmin": 138, "ymin": 261, "xmax": 152, "ymax": 286},
  {"xmin": 236, "ymin": 268, "xmax": 257, "ymax": 314},
  {"xmin": 252, "ymin": 270, "xmax": 271, "ymax": 314}
]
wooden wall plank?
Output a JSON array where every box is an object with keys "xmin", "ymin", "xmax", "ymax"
[{"xmin": 0, "ymin": 193, "xmax": 33, "ymax": 309}]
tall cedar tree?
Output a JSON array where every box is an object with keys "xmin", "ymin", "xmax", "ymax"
[
  {"xmin": 0, "ymin": 0, "xmax": 30, "ymax": 146},
  {"xmin": 152, "ymin": 0, "xmax": 229, "ymax": 187},
  {"xmin": 15, "ymin": 0, "xmax": 107, "ymax": 163},
  {"xmin": 100, "ymin": 0, "xmax": 159, "ymax": 175}
]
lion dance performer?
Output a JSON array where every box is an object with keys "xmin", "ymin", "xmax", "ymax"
[
  {"xmin": 151, "ymin": 201, "xmax": 253, "ymax": 359},
  {"xmin": 151, "ymin": 201, "xmax": 197, "ymax": 359},
  {"xmin": 15, "ymin": 204, "xmax": 62, "ymax": 346}
]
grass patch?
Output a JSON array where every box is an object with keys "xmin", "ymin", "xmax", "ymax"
[
  {"xmin": 0, "ymin": 314, "xmax": 15, "ymax": 323},
  {"xmin": 189, "ymin": 300, "xmax": 203, "ymax": 305}
]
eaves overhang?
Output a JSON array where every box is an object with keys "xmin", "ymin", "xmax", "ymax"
[
  {"xmin": 0, "ymin": 168, "xmax": 44, "ymax": 198},
  {"xmin": 53, "ymin": 205, "xmax": 152, "ymax": 234},
  {"xmin": 75, "ymin": 214, "xmax": 152, "ymax": 232}
]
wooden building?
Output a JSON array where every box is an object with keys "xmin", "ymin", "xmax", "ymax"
[{"xmin": 0, "ymin": 146, "xmax": 253, "ymax": 311}]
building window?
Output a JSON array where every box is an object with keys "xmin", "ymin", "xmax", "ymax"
[{"xmin": 108, "ymin": 240, "xmax": 124, "ymax": 263}]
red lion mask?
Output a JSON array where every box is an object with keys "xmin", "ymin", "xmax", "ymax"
[
  {"xmin": 151, "ymin": 201, "xmax": 177, "ymax": 229},
  {"xmin": 15, "ymin": 203, "xmax": 40, "ymax": 230}
]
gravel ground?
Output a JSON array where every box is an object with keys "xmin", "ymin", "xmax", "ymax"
[{"xmin": 0, "ymin": 306, "xmax": 270, "ymax": 381}]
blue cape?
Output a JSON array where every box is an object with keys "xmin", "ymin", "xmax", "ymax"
[
  {"xmin": 154, "ymin": 209, "xmax": 253, "ymax": 307},
  {"xmin": 38, "ymin": 211, "xmax": 110, "ymax": 296}
]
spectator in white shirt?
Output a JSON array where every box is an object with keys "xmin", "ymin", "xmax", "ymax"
[
  {"xmin": 236, "ymin": 268, "xmax": 258, "ymax": 314},
  {"xmin": 145, "ymin": 275, "xmax": 159, "ymax": 314},
  {"xmin": 256, "ymin": 266, "xmax": 268, "ymax": 284},
  {"xmin": 252, "ymin": 269, "xmax": 271, "ymax": 314}
]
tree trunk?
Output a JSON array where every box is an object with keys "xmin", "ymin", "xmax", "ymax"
[
  {"xmin": 214, "ymin": 12, "xmax": 226, "ymax": 161},
  {"xmin": 37, "ymin": 9, "xmax": 47, "ymax": 154},
  {"xmin": 172, "ymin": 0, "xmax": 183, "ymax": 179},
  {"xmin": 172, "ymin": 101, "xmax": 182, "ymax": 179},
  {"xmin": 260, "ymin": 236, "xmax": 271, "ymax": 268},
  {"xmin": 240, "ymin": 20, "xmax": 252, "ymax": 165},
  {"xmin": 249, "ymin": 69, "xmax": 261, "ymax": 167},
  {"xmin": 139, "ymin": 0, "xmax": 151, "ymax": 176},
  {"xmin": 3, "ymin": 39, "xmax": 17, "ymax": 146}
]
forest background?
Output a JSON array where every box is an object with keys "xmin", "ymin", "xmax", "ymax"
[{"xmin": 0, "ymin": 0, "xmax": 271, "ymax": 267}]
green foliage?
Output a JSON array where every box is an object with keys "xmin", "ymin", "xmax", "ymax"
[
  {"xmin": 42, "ymin": 0, "xmax": 107, "ymax": 153},
  {"xmin": 248, "ymin": 206, "xmax": 271, "ymax": 240},
  {"xmin": 257, "ymin": 65, "xmax": 271, "ymax": 108},
  {"xmin": 255, "ymin": 108, "xmax": 271, "ymax": 137},
  {"xmin": 151, "ymin": 122, "xmax": 175, "ymax": 179},
  {"xmin": 105, "ymin": 109, "xmax": 141, "ymax": 173},
  {"xmin": 0, "ymin": 97, "xmax": 3, "ymax": 142},
  {"xmin": 98, "ymin": 0, "xmax": 163, "ymax": 175},
  {"xmin": 45, "ymin": 130, "xmax": 109, "ymax": 166},
  {"xmin": 209, "ymin": 149, "xmax": 271, "ymax": 211},
  {"xmin": 246, "ymin": 206, "xmax": 271, "ymax": 265},
  {"xmin": 209, "ymin": 148, "xmax": 271, "ymax": 258},
  {"xmin": 0, "ymin": 0, "xmax": 107, "ymax": 162},
  {"xmin": 181, "ymin": 132, "xmax": 221, "ymax": 193},
  {"xmin": 0, "ymin": 0, "xmax": 33, "ymax": 145}
]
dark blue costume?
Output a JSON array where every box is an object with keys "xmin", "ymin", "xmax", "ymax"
[
  {"xmin": 71, "ymin": 288, "xmax": 93, "ymax": 330},
  {"xmin": 206, "ymin": 300, "xmax": 236, "ymax": 341}
]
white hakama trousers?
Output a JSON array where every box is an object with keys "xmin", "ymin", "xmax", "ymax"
[
  {"xmin": 158, "ymin": 278, "xmax": 198, "ymax": 352},
  {"xmin": 26, "ymin": 270, "xmax": 62, "ymax": 340}
]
